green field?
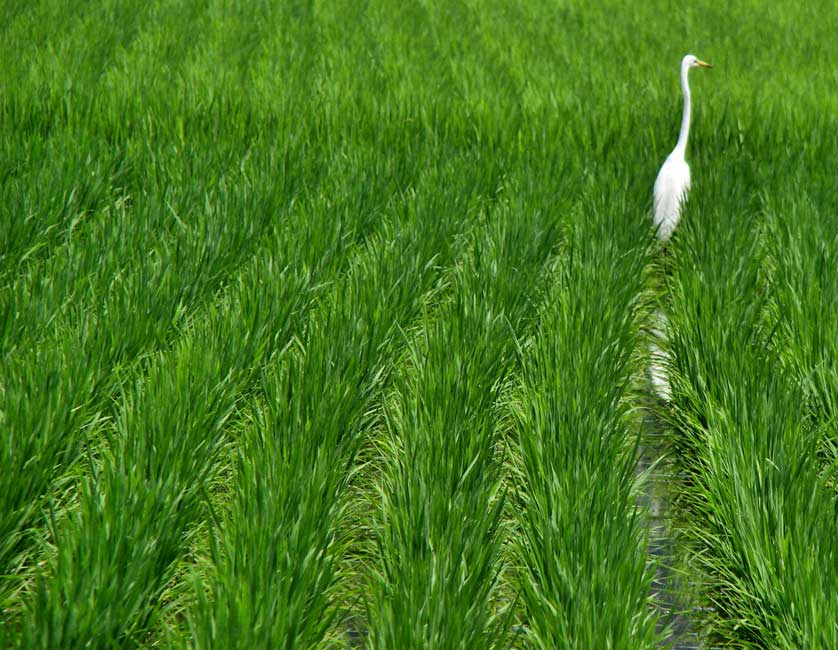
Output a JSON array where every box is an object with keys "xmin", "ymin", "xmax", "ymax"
[{"xmin": 2, "ymin": 0, "xmax": 837, "ymax": 647}]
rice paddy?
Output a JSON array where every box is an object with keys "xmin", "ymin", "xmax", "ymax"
[{"xmin": 1, "ymin": 0, "xmax": 837, "ymax": 647}]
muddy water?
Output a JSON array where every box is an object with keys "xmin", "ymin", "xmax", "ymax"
[
  {"xmin": 638, "ymin": 337, "xmax": 703, "ymax": 650},
  {"xmin": 638, "ymin": 443, "xmax": 702, "ymax": 648},
  {"xmin": 648, "ymin": 309, "xmax": 672, "ymax": 402}
]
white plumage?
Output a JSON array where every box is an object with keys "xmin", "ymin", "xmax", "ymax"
[
  {"xmin": 653, "ymin": 54, "xmax": 712, "ymax": 241},
  {"xmin": 653, "ymin": 153, "xmax": 690, "ymax": 242}
]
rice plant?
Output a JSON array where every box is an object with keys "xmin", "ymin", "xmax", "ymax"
[
  {"xmin": 2, "ymin": 0, "xmax": 837, "ymax": 648},
  {"xmin": 366, "ymin": 195, "xmax": 560, "ymax": 649},
  {"xmin": 187, "ymin": 154, "xmax": 501, "ymax": 649},
  {"xmin": 662, "ymin": 124, "xmax": 838, "ymax": 647},
  {"xmin": 509, "ymin": 191, "xmax": 660, "ymax": 649}
]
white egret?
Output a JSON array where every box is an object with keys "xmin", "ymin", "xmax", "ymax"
[{"xmin": 653, "ymin": 54, "xmax": 712, "ymax": 241}]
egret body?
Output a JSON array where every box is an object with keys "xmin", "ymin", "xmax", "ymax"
[{"xmin": 653, "ymin": 54, "xmax": 712, "ymax": 241}]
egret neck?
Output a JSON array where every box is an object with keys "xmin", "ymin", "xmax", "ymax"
[{"xmin": 674, "ymin": 59, "xmax": 692, "ymax": 156}]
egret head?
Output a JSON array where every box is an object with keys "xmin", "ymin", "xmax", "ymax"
[{"xmin": 683, "ymin": 54, "xmax": 713, "ymax": 69}]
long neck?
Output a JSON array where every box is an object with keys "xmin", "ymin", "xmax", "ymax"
[{"xmin": 674, "ymin": 63, "xmax": 691, "ymax": 154}]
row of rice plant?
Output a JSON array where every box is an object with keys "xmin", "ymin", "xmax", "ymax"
[
  {"xmin": 183, "ymin": 147, "xmax": 506, "ymax": 648},
  {"xmin": 20, "ymin": 265, "xmax": 311, "ymax": 647},
  {"xmin": 2, "ymin": 0, "xmax": 673, "ymax": 643},
  {"xmin": 0, "ymin": 0, "xmax": 200, "ymax": 277},
  {"xmin": 636, "ymin": 2, "xmax": 838, "ymax": 645},
  {"xmin": 1, "ymin": 0, "xmax": 320, "ymax": 603},
  {"xmin": 0, "ymin": 0, "xmax": 370, "ymax": 357},
  {"xmin": 4, "ymin": 112, "xmax": 500, "ymax": 650},
  {"xmin": 1, "ymin": 0, "xmax": 455, "ymax": 627},
  {"xmin": 765, "ymin": 164, "xmax": 838, "ymax": 486},
  {"xmin": 5, "ymin": 0, "xmax": 838, "ymax": 646},
  {"xmin": 509, "ymin": 190, "xmax": 660, "ymax": 648},
  {"xmin": 363, "ymin": 190, "xmax": 563, "ymax": 648},
  {"xmin": 0, "ymin": 3, "xmax": 553, "ymax": 645},
  {"xmin": 11, "ymin": 177, "xmax": 379, "ymax": 647},
  {"xmin": 661, "ymin": 113, "xmax": 838, "ymax": 646},
  {"xmin": 0, "ymin": 95, "xmax": 395, "ymax": 617}
]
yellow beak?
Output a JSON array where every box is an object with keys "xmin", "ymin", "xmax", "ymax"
[{"xmin": 697, "ymin": 59, "xmax": 713, "ymax": 68}]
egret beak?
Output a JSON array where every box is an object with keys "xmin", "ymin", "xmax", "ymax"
[{"xmin": 697, "ymin": 60, "xmax": 713, "ymax": 68}]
